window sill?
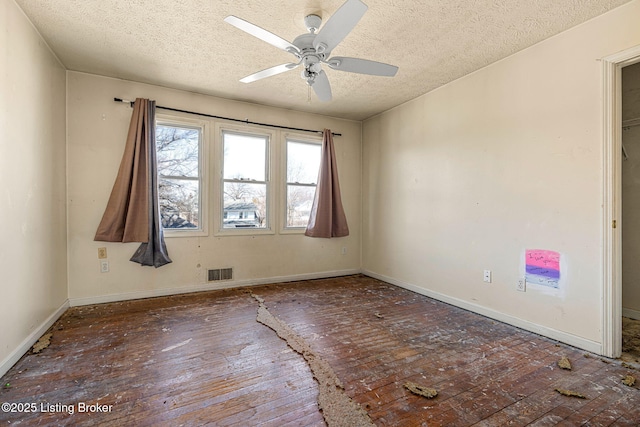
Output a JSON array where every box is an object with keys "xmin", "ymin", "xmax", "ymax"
[
  {"xmin": 279, "ymin": 227, "xmax": 307, "ymax": 235},
  {"xmin": 214, "ymin": 227, "xmax": 276, "ymax": 237},
  {"xmin": 163, "ymin": 229, "xmax": 208, "ymax": 238}
]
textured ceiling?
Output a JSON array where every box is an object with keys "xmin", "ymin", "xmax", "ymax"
[{"xmin": 15, "ymin": 0, "xmax": 633, "ymax": 121}]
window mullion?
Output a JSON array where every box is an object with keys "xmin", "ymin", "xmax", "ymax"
[
  {"xmin": 160, "ymin": 175, "xmax": 199, "ymax": 181},
  {"xmin": 287, "ymin": 182, "xmax": 316, "ymax": 187},
  {"xmin": 224, "ymin": 179, "xmax": 267, "ymax": 184}
]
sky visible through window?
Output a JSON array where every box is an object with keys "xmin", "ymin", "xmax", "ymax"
[
  {"xmin": 223, "ymin": 132, "xmax": 266, "ymax": 181},
  {"xmin": 287, "ymin": 140, "xmax": 321, "ymax": 184}
]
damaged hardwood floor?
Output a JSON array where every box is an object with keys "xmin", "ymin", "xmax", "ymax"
[{"xmin": 2, "ymin": 275, "xmax": 640, "ymax": 426}]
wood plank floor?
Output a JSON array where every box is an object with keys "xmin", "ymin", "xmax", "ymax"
[{"xmin": 1, "ymin": 274, "xmax": 639, "ymax": 426}]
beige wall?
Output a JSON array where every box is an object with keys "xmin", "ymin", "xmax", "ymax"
[
  {"xmin": 622, "ymin": 62, "xmax": 640, "ymax": 319},
  {"xmin": 66, "ymin": 72, "xmax": 361, "ymax": 303},
  {"xmin": 0, "ymin": 1, "xmax": 67, "ymax": 371},
  {"xmin": 362, "ymin": 1, "xmax": 640, "ymax": 351}
]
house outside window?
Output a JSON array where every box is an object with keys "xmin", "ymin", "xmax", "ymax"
[
  {"xmin": 223, "ymin": 202, "xmax": 260, "ymax": 228},
  {"xmin": 221, "ymin": 130, "xmax": 269, "ymax": 230},
  {"xmin": 285, "ymin": 138, "xmax": 321, "ymax": 228},
  {"xmin": 156, "ymin": 119, "xmax": 206, "ymax": 235}
]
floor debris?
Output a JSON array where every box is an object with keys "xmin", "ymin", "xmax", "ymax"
[
  {"xmin": 404, "ymin": 381, "xmax": 438, "ymax": 399},
  {"xmin": 622, "ymin": 317, "xmax": 640, "ymax": 363},
  {"xmin": 161, "ymin": 338, "xmax": 192, "ymax": 352},
  {"xmin": 251, "ymin": 292, "xmax": 374, "ymax": 427},
  {"xmin": 555, "ymin": 388, "xmax": 586, "ymax": 399},
  {"xmin": 32, "ymin": 333, "xmax": 52, "ymax": 354},
  {"xmin": 623, "ymin": 374, "xmax": 636, "ymax": 387},
  {"xmin": 558, "ymin": 356, "xmax": 572, "ymax": 370}
]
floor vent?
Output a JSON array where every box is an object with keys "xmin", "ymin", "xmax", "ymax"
[{"xmin": 208, "ymin": 268, "xmax": 233, "ymax": 282}]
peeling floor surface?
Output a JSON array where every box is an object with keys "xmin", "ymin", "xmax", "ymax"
[
  {"xmin": 1, "ymin": 275, "xmax": 640, "ymax": 426},
  {"xmin": 252, "ymin": 292, "xmax": 374, "ymax": 427}
]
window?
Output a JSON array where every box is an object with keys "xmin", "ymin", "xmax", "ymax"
[
  {"xmin": 222, "ymin": 130, "xmax": 269, "ymax": 230},
  {"xmin": 286, "ymin": 138, "xmax": 321, "ymax": 228},
  {"xmin": 156, "ymin": 121, "xmax": 204, "ymax": 233}
]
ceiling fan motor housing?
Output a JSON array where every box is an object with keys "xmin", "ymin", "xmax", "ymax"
[{"xmin": 292, "ymin": 33, "xmax": 329, "ymax": 60}]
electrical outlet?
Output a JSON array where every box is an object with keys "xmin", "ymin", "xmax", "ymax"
[
  {"xmin": 483, "ymin": 270, "xmax": 491, "ymax": 283},
  {"xmin": 100, "ymin": 260, "xmax": 109, "ymax": 273},
  {"xmin": 98, "ymin": 247, "xmax": 107, "ymax": 259},
  {"xmin": 517, "ymin": 278, "xmax": 526, "ymax": 292}
]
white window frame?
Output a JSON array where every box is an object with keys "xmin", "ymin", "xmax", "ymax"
[
  {"xmin": 281, "ymin": 133, "xmax": 322, "ymax": 234},
  {"xmin": 156, "ymin": 114, "xmax": 208, "ymax": 238},
  {"xmin": 215, "ymin": 125, "xmax": 275, "ymax": 236}
]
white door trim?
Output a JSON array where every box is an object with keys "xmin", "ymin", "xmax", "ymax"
[{"xmin": 602, "ymin": 46, "xmax": 640, "ymax": 358}]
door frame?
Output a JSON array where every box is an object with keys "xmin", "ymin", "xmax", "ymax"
[{"xmin": 602, "ymin": 46, "xmax": 640, "ymax": 358}]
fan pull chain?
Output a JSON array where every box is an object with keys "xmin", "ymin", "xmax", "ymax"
[{"xmin": 307, "ymin": 84, "xmax": 312, "ymax": 103}]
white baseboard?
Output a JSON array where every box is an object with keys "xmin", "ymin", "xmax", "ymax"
[
  {"xmin": 0, "ymin": 300, "xmax": 70, "ymax": 378},
  {"xmin": 623, "ymin": 307, "xmax": 640, "ymax": 320},
  {"xmin": 69, "ymin": 269, "xmax": 361, "ymax": 307},
  {"xmin": 362, "ymin": 270, "xmax": 603, "ymax": 355}
]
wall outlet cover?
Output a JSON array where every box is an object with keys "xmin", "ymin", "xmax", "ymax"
[{"xmin": 483, "ymin": 270, "xmax": 491, "ymax": 283}]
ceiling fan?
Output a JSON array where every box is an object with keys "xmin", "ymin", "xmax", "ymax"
[{"xmin": 224, "ymin": 0, "xmax": 398, "ymax": 102}]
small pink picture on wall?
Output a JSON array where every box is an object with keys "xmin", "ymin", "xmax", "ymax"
[{"xmin": 525, "ymin": 249, "xmax": 560, "ymax": 289}]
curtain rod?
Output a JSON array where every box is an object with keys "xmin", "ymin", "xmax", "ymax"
[{"xmin": 113, "ymin": 98, "xmax": 341, "ymax": 137}]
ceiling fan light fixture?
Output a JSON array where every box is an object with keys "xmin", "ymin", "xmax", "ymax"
[
  {"xmin": 309, "ymin": 62, "xmax": 322, "ymax": 73},
  {"xmin": 302, "ymin": 68, "xmax": 315, "ymax": 81},
  {"xmin": 302, "ymin": 55, "xmax": 320, "ymax": 68}
]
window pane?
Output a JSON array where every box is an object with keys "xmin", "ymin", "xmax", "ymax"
[
  {"xmin": 287, "ymin": 141, "xmax": 321, "ymax": 184},
  {"xmin": 287, "ymin": 185, "xmax": 316, "ymax": 227},
  {"xmin": 157, "ymin": 125, "xmax": 199, "ymax": 178},
  {"xmin": 223, "ymin": 182, "xmax": 266, "ymax": 229},
  {"xmin": 156, "ymin": 122, "xmax": 202, "ymax": 232},
  {"xmin": 159, "ymin": 178, "xmax": 199, "ymax": 228},
  {"xmin": 223, "ymin": 132, "xmax": 266, "ymax": 181},
  {"xmin": 286, "ymin": 139, "xmax": 320, "ymax": 229}
]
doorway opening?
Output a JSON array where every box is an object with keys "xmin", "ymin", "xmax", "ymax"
[
  {"xmin": 602, "ymin": 46, "xmax": 640, "ymax": 359},
  {"xmin": 621, "ymin": 61, "xmax": 640, "ymax": 365}
]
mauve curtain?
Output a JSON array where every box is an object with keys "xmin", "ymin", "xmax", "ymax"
[
  {"xmin": 305, "ymin": 129, "xmax": 349, "ymax": 238},
  {"xmin": 94, "ymin": 98, "xmax": 172, "ymax": 267}
]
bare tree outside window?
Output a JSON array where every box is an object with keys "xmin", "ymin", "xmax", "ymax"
[
  {"xmin": 156, "ymin": 124, "xmax": 201, "ymax": 229},
  {"xmin": 286, "ymin": 140, "xmax": 321, "ymax": 227}
]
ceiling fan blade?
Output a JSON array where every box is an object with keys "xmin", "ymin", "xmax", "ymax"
[
  {"xmin": 311, "ymin": 70, "xmax": 332, "ymax": 102},
  {"xmin": 313, "ymin": 0, "xmax": 368, "ymax": 54},
  {"xmin": 224, "ymin": 16, "xmax": 299, "ymax": 54},
  {"xmin": 326, "ymin": 56, "xmax": 398, "ymax": 76},
  {"xmin": 240, "ymin": 63, "xmax": 299, "ymax": 83}
]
